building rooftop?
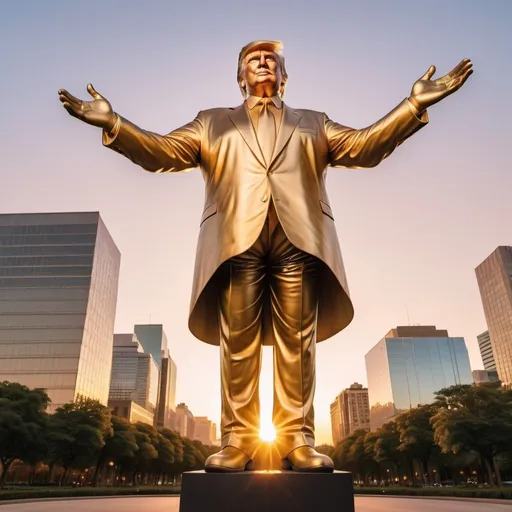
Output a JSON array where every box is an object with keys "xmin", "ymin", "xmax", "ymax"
[{"xmin": 385, "ymin": 325, "xmax": 449, "ymax": 338}]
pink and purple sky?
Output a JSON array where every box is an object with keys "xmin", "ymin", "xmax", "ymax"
[{"xmin": 1, "ymin": 0, "xmax": 511, "ymax": 444}]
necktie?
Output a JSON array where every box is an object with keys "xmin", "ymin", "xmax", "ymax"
[
  {"xmin": 256, "ymin": 98, "xmax": 276, "ymax": 166},
  {"xmin": 255, "ymin": 98, "xmax": 279, "ymax": 235}
]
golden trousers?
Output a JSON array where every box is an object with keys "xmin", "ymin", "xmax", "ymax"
[{"xmin": 217, "ymin": 200, "xmax": 319, "ymax": 459}]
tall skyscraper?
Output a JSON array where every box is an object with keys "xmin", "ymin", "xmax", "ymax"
[
  {"xmin": 158, "ymin": 355, "xmax": 177, "ymax": 429},
  {"xmin": 477, "ymin": 330, "xmax": 496, "ymax": 371},
  {"xmin": 365, "ymin": 325, "xmax": 473, "ymax": 431},
  {"xmin": 475, "ymin": 247, "xmax": 512, "ymax": 384},
  {"xmin": 0, "ymin": 212, "xmax": 120, "ymax": 411},
  {"xmin": 108, "ymin": 333, "xmax": 160, "ymax": 426},
  {"xmin": 134, "ymin": 324, "xmax": 177, "ymax": 428},
  {"xmin": 330, "ymin": 383, "xmax": 370, "ymax": 446}
]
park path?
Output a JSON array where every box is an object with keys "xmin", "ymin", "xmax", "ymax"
[{"xmin": 1, "ymin": 495, "xmax": 512, "ymax": 511}]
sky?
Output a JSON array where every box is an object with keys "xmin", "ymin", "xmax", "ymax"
[{"xmin": 1, "ymin": 0, "xmax": 511, "ymax": 445}]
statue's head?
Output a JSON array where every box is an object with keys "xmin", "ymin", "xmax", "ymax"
[{"xmin": 237, "ymin": 40, "xmax": 288, "ymax": 99}]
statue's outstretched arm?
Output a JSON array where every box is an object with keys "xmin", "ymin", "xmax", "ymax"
[
  {"xmin": 326, "ymin": 59, "xmax": 473, "ymax": 169},
  {"xmin": 58, "ymin": 84, "xmax": 201, "ymax": 173}
]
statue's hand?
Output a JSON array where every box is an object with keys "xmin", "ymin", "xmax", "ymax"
[
  {"xmin": 409, "ymin": 59, "xmax": 473, "ymax": 112},
  {"xmin": 58, "ymin": 84, "xmax": 116, "ymax": 131}
]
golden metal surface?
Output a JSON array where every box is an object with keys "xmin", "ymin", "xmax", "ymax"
[{"xmin": 58, "ymin": 40, "xmax": 472, "ymax": 471}]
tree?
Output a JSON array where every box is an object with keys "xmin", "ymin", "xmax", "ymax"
[
  {"xmin": 348, "ymin": 430, "xmax": 379, "ymax": 484},
  {"xmin": 130, "ymin": 423, "xmax": 158, "ymax": 485},
  {"xmin": 363, "ymin": 432, "xmax": 383, "ymax": 483},
  {"xmin": 395, "ymin": 404, "xmax": 440, "ymax": 485},
  {"xmin": 373, "ymin": 422, "xmax": 406, "ymax": 483},
  {"xmin": 47, "ymin": 396, "xmax": 113, "ymax": 485},
  {"xmin": 0, "ymin": 382, "xmax": 50, "ymax": 488},
  {"xmin": 160, "ymin": 428, "xmax": 184, "ymax": 481},
  {"xmin": 432, "ymin": 382, "xmax": 512, "ymax": 486},
  {"xmin": 92, "ymin": 416, "xmax": 138, "ymax": 486}
]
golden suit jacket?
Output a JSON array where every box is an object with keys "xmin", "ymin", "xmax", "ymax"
[{"xmin": 104, "ymin": 99, "xmax": 428, "ymax": 345}]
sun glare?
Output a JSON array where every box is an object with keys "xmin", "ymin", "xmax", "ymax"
[
  {"xmin": 259, "ymin": 349, "xmax": 276, "ymax": 442},
  {"xmin": 259, "ymin": 421, "xmax": 276, "ymax": 442}
]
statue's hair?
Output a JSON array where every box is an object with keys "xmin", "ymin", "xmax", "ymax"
[{"xmin": 237, "ymin": 40, "xmax": 288, "ymax": 99}]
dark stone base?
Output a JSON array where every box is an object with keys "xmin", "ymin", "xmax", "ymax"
[{"xmin": 179, "ymin": 469, "xmax": 354, "ymax": 512}]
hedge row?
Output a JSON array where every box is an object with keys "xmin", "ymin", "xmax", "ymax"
[
  {"xmin": 0, "ymin": 486, "xmax": 180, "ymax": 501},
  {"xmin": 1, "ymin": 485, "xmax": 512, "ymax": 502}
]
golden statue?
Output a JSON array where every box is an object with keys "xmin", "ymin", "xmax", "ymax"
[{"xmin": 59, "ymin": 41, "xmax": 472, "ymax": 473}]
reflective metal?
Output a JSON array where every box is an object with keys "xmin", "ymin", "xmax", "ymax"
[{"xmin": 58, "ymin": 40, "xmax": 472, "ymax": 470}]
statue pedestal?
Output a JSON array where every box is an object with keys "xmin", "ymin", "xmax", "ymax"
[{"xmin": 179, "ymin": 470, "xmax": 354, "ymax": 512}]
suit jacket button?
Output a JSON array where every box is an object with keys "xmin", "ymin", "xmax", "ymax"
[{"xmin": 261, "ymin": 195, "xmax": 268, "ymax": 202}]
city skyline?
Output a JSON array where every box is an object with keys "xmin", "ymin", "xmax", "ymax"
[{"xmin": 1, "ymin": 0, "xmax": 510, "ymax": 444}]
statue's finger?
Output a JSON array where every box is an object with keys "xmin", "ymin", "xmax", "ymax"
[
  {"xmin": 459, "ymin": 68, "xmax": 473, "ymax": 87},
  {"xmin": 449, "ymin": 60, "xmax": 466, "ymax": 77},
  {"xmin": 87, "ymin": 83, "xmax": 102, "ymax": 100},
  {"xmin": 452, "ymin": 59, "xmax": 473, "ymax": 80},
  {"xmin": 420, "ymin": 65, "xmax": 436, "ymax": 81},
  {"xmin": 460, "ymin": 61, "xmax": 473, "ymax": 76},
  {"xmin": 62, "ymin": 102, "xmax": 82, "ymax": 118},
  {"xmin": 452, "ymin": 61, "xmax": 472, "ymax": 80},
  {"xmin": 59, "ymin": 94, "xmax": 80, "ymax": 108},
  {"xmin": 59, "ymin": 89, "xmax": 82, "ymax": 105},
  {"xmin": 447, "ymin": 68, "xmax": 473, "ymax": 92}
]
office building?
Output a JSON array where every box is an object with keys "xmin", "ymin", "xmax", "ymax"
[
  {"xmin": 475, "ymin": 247, "xmax": 512, "ymax": 384},
  {"xmin": 0, "ymin": 212, "xmax": 120, "ymax": 411},
  {"xmin": 157, "ymin": 355, "xmax": 177, "ymax": 429},
  {"xmin": 109, "ymin": 400, "xmax": 155, "ymax": 425},
  {"xmin": 330, "ymin": 399, "xmax": 343, "ymax": 447},
  {"xmin": 193, "ymin": 416, "xmax": 217, "ymax": 446},
  {"xmin": 108, "ymin": 333, "xmax": 160, "ymax": 425},
  {"xmin": 472, "ymin": 369, "xmax": 499, "ymax": 384},
  {"xmin": 477, "ymin": 330, "xmax": 496, "ymax": 371},
  {"xmin": 134, "ymin": 324, "xmax": 177, "ymax": 428},
  {"xmin": 365, "ymin": 325, "xmax": 473, "ymax": 431},
  {"xmin": 330, "ymin": 382, "xmax": 370, "ymax": 445},
  {"xmin": 175, "ymin": 402, "xmax": 195, "ymax": 438}
]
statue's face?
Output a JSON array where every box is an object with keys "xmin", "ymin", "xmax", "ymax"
[{"xmin": 240, "ymin": 49, "xmax": 283, "ymax": 96}]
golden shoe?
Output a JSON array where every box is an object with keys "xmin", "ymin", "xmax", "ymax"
[
  {"xmin": 205, "ymin": 446, "xmax": 255, "ymax": 473},
  {"xmin": 282, "ymin": 446, "xmax": 334, "ymax": 472}
]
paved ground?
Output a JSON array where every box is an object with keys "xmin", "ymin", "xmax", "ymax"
[{"xmin": 1, "ymin": 496, "xmax": 512, "ymax": 511}]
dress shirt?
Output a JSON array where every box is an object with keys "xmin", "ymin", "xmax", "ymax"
[{"xmin": 245, "ymin": 94, "xmax": 283, "ymax": 134}]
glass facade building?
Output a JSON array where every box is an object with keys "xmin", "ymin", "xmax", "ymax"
[
  {"xmin": 475, "ymin": 247, "xmax": 512, "ymax": 385},
  {"xmin": 134, "ymin": 324, "xmax": 177, "ymax": 429},
  {"xmin": 0, "ymin": 212, "xmax": 120, "ymax": 410},
  {"xmin": 365, "ymin": 326, "xmax": 473, "ymax": 431},
  {"xmin": 108, "ymin": 333, "xmax": 159, "ymax": 420}
]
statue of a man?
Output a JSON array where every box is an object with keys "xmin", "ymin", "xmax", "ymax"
[{"xmin": 59, "ymin": 41, "xmax": 472, "ymax": 473}]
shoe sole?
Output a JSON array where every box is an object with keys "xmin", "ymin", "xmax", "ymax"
[
  {"xmin": 281, "ymin": 460, "xmax": 334, "ymax": 473},
  {"xmin": 205, "ymin": 460, "xmax": 255, "ymax": 473}
]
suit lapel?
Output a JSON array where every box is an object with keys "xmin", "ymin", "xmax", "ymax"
[
  {"xmin": 228, "ymin": 104, "xmax": 266, "ymax": 168},
  {"xmin": 269, "ymin": 104, "xmax": 301, "ymax": 169}
]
